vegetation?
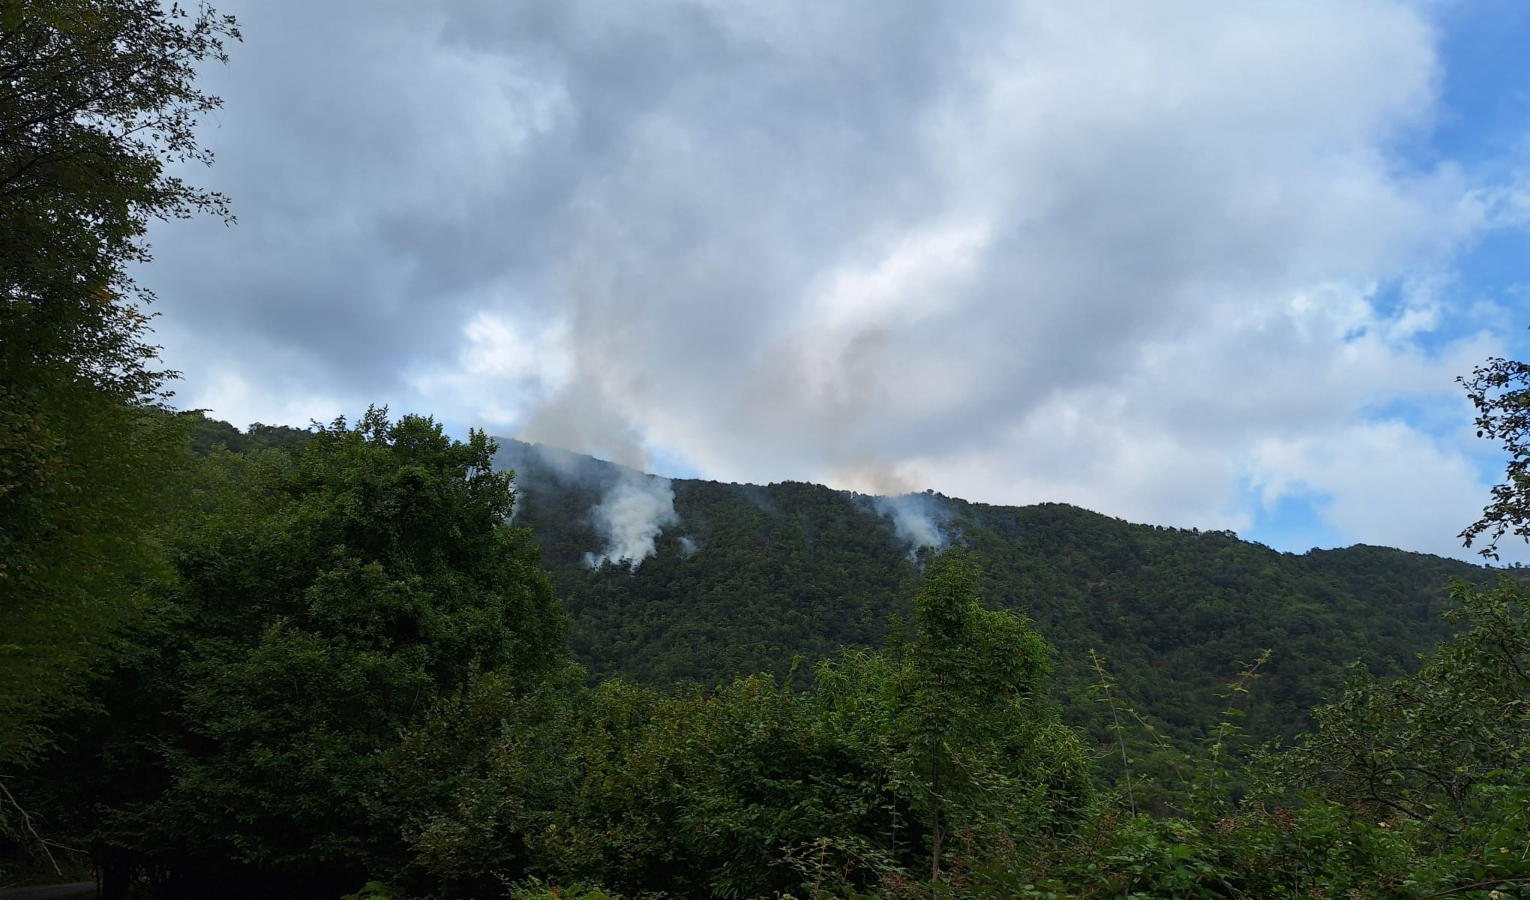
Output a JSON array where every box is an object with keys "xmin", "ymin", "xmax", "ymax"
[
  {"xmin": 497, "ymin": 441, "xmax": 1490, "ymax": 755},
  {"xmin": 5, "ymin": 5, "xmax": 1530, "ymax": 900},
  {"xmin": 16, "ymin": 415, "xmax": 1524, "ymax": 899},
  {"xmin": 1, "ymin": 0, "xmax": 237, "ymax": 784},
  {"xmin": 373, "ymin": 551, "xmax": 1087, "ymax": 900},
  {"xmin": 185, "ymin": 414, "xmax": 313, "ymax": 456},
  {"xmin": 1461, "ymin": 349, "xmax": 1530, "ymax": 558}
]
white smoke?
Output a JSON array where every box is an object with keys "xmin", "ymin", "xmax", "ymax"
[
  {"xmin": 583, "ymin": 472, "xmax": 681, "ymax": 569},
  {"xmin": 871, "ymin": 492, "xmax": 950, "ymax": 555},
  {"xmin": 677, "ymin": 535, "xmax": 699, "ymax": 558}
]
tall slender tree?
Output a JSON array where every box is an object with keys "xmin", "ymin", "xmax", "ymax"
[
  {"xmin": 0, "ymin": 1, "xmax": 239, "ymax": 773},
  {"xmin": 887, "ymin": 550, "xmax": 1085, "ymax": 880}
]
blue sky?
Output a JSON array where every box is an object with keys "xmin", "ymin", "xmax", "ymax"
[
  {"xmin": 1232, "ymin": 0, "xmax": 1530, "ymax": 559},
  {"xmin": 143, "ymin": 0, "xmax": 1530, "ymax": 562}
]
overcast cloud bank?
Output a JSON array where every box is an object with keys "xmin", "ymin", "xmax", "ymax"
[{"xmin": 142, "ymin": 0, "xmax": 1530, "ymax": 561}]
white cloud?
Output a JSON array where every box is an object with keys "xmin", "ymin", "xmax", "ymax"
[
  {"xmin": 408, "ymin": 311, "xmax": 573, "ymax": 427},
  {"xmin": 1246, "ymin": 421, "xmax": 1491, "ymax": 557},
  {"xmin": 141, "ymin": 0, "xmax": 1526, "ymax": 559},
  {"xmin": 182, "ymin": 365, "xmax": 347, "ymax": 432}
]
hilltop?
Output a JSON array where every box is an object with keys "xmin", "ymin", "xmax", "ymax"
[{"xmin": 492, "ymin": 438, "xmax": 1494, "ymax": 747}]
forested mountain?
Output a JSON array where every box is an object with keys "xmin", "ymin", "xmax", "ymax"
[
  {"xmin": 187, "ymin": 415, "xmax": 314, "ymax": 456},
  {"xmin": 10, "ymin": 2, "xmax": 1527, "ymax": 892},
  {"xmin": 494, "ymin": 439, "xmax": 1494, "ymax": 746}
]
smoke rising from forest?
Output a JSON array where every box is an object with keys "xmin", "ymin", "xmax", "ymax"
[
  {"xmin": 583, "ymin": 474, "xmax": 681, "ymax": 569},
  {"xmin": 871, "ymin": 493, "xmax": 951, "ymax": 555},
  {"xmin": 494, "ymin": 438, "xmax": 681, "ymax": 569}
]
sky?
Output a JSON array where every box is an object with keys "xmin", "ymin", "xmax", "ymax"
[{"xmin": 140, "ymin": 0, "xmax": 1530, "ymax": 562}]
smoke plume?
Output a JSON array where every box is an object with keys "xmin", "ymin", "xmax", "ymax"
[
  {"xmin": 870, "ymin": 492, "xmax": 951, "ymax": 555},
  {"xmin": 583, "ymin": 472, "xmax": 681, "ymax": 569},
  {"xmin": 494, "ymin": 438, "xmax": 681, "ymax": 569}
]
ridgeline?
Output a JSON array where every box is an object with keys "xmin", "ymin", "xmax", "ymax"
[{"xmin": 493, "ymin": 438, "xmax": 1493, "ymax": 748}]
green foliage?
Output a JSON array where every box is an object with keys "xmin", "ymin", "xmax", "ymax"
[
  {"xmin": 14, "ymin": 425, "xmax": 1521, "ymax": 900},
  {"xmin": 377, "ymin": 665, "xmax": 588, "ymax": 898},
  {"xmin": 1, "ymin": 0, "xmax": 238, "ymax": 310},
  {"xmin": 0, "ymin": 0, "xmax": 238, "ymax": 776},
  {"xmin": 514, "ymin": 464, "xmax": 921, "ymax": 688},
  {"xmin": 377, "ymin": 552, "xmax": 1089, "ymax": 900},
  {"xmin": 968, "ymin": 576, "xmax": 1530, "ymax": 900},
  {"xmin": 1460, "ymin": 348, "xmax": 1530, "ymax": 558},
  {"xmin": 0, "ymin": 399, "xmax": 185, "ymax": 769},
  {"xmin": 384, "ymin": 669, "xmax": 888, "ymax": 899},
  {"xmin": 971, "ymin": 802, "xmax": 1432, "ymax": 900},
  {"xmin": 1263, "ymin": 576, "xmax": 1530, "ymax": 833},
  {"xmin": 1, "ymin": 0, "xmax": 239, "ymax": 582},
  {"xmin": 340, "ymin": 882, "xmax": 396, "ymax": 900},
  {"xmin": 885, "ymin": 551, "xmax": 1083, "ymax": 879},
  {"xmin": 508, "ymin": 879, "xmax": 620, "ymax": 900},
  {"xmin": 501, "ymin": 442, "xmax": 1488, "ymax": 757},
  {"xmin": 185, "ymin": 412, "xmax": 315, "ymax": 456},
  {"xmin": 33, "ymin": 410, "xmax": 567, "ymax": 896}
]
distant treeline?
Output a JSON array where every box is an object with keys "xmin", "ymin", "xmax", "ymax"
[{"xmin": 188, "ymin": 415, "xmax": 315, "ymax": 456}]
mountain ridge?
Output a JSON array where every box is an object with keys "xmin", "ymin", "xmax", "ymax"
[{"xmin": 489, "ymin": 436, "xmax": 1494, "ymax": 748}]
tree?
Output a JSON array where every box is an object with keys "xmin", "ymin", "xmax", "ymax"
[
  {"xmin": 1460, "ymin": 348, "xmax": 1530, "ymax": 558},
  {"xmin": 892, "ymin": 550, "xmax": 1087, "ymax": 880},
  {"xmin": 1, "ymin": 0, "xmax": 237, "ymax": 308},
  {"xmin": 815, "ymin": 551, "xmax": 1092, "ymax": 886},
  {"xmin": 0, "ymin": 0, "xmax": 239, "ymax": 774},
  {"xmin": 44, "ymin": 411, "xmax": 569, "ymax": 898},
  {"xmin": 371, "ymin": 551, "xmax": 1090, "ymax": 900},
  {"xmin": 1268, "ymin": 576, "xmax": 1529, "ymax": 831}
]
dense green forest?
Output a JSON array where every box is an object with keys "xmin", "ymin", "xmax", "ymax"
[
  {"xmin": 492, "ymin": 439, "xmax": 1493, "ymax": 750},
  {"xmin": 10, "ymin": 416, "xmax": 1530, "ymax": 900},
  {"xmin": 5, "ymin": 5, "xmax": 1530, "ymax": 900}
]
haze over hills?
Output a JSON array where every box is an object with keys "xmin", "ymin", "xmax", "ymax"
[{"xmin": 493, "ymin": 437, "xmax": 1495, "ymax": 748}]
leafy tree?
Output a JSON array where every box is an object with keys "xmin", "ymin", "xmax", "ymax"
[
  {"xmin": 371, "ymin": 660, "xmax": 593, "ymax": 900},
  {"xmin": 386, "ymin": 667, "xmax": 899, "ymax": 899},
  {"xmin": 877, "ymin": 550, "xmax": 1086, "ymax": 880},
  {"xmin": 1460, "ymin": 348, "xmax": 1530, "ymax": 558},
  {"xmin": 377, "ymin": 551, "xmax": 1089, "ymax": 900},
  {"xmin": 1264, "ymin": 576, "xmax": 1529, "ymax": 833},
  {"xmin": 0, "ymin": 399, "xmax": 185, "ymax": 772},
  {"xmin": 1, "ymin": 0, "xmax": 238, "ymax": 304},
  {"xmin": 42, "ymin": 410, "xmax": 567, "ymax": 898},
  {"xmin": 0, "ymin": 0, "xmax": 239, "ymax": 774},
  {"xmin": 974, "ymin": 576, "xmax": 1530, "ymax": 900}
]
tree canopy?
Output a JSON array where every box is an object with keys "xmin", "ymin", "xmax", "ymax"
[
  {"xmin": 1460, "ymin": 347, "xmax": 1530, "ymax": 558},
  {"xmin": 0, "ymin": 1, "xmax": 239, "ymax": 773},
  {"xmin": 36, "ymin": 411, "xmax": 569, "ymax": 897}
]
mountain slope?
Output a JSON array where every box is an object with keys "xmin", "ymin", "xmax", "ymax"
[{"xmin": 493, "ymin": 439, "xmax": 1494, "ymax": 746}]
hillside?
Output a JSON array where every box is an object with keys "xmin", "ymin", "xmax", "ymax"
[{"xmin": 494, "ymin": 438, "xmax": 1495, "ymax": 747}]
